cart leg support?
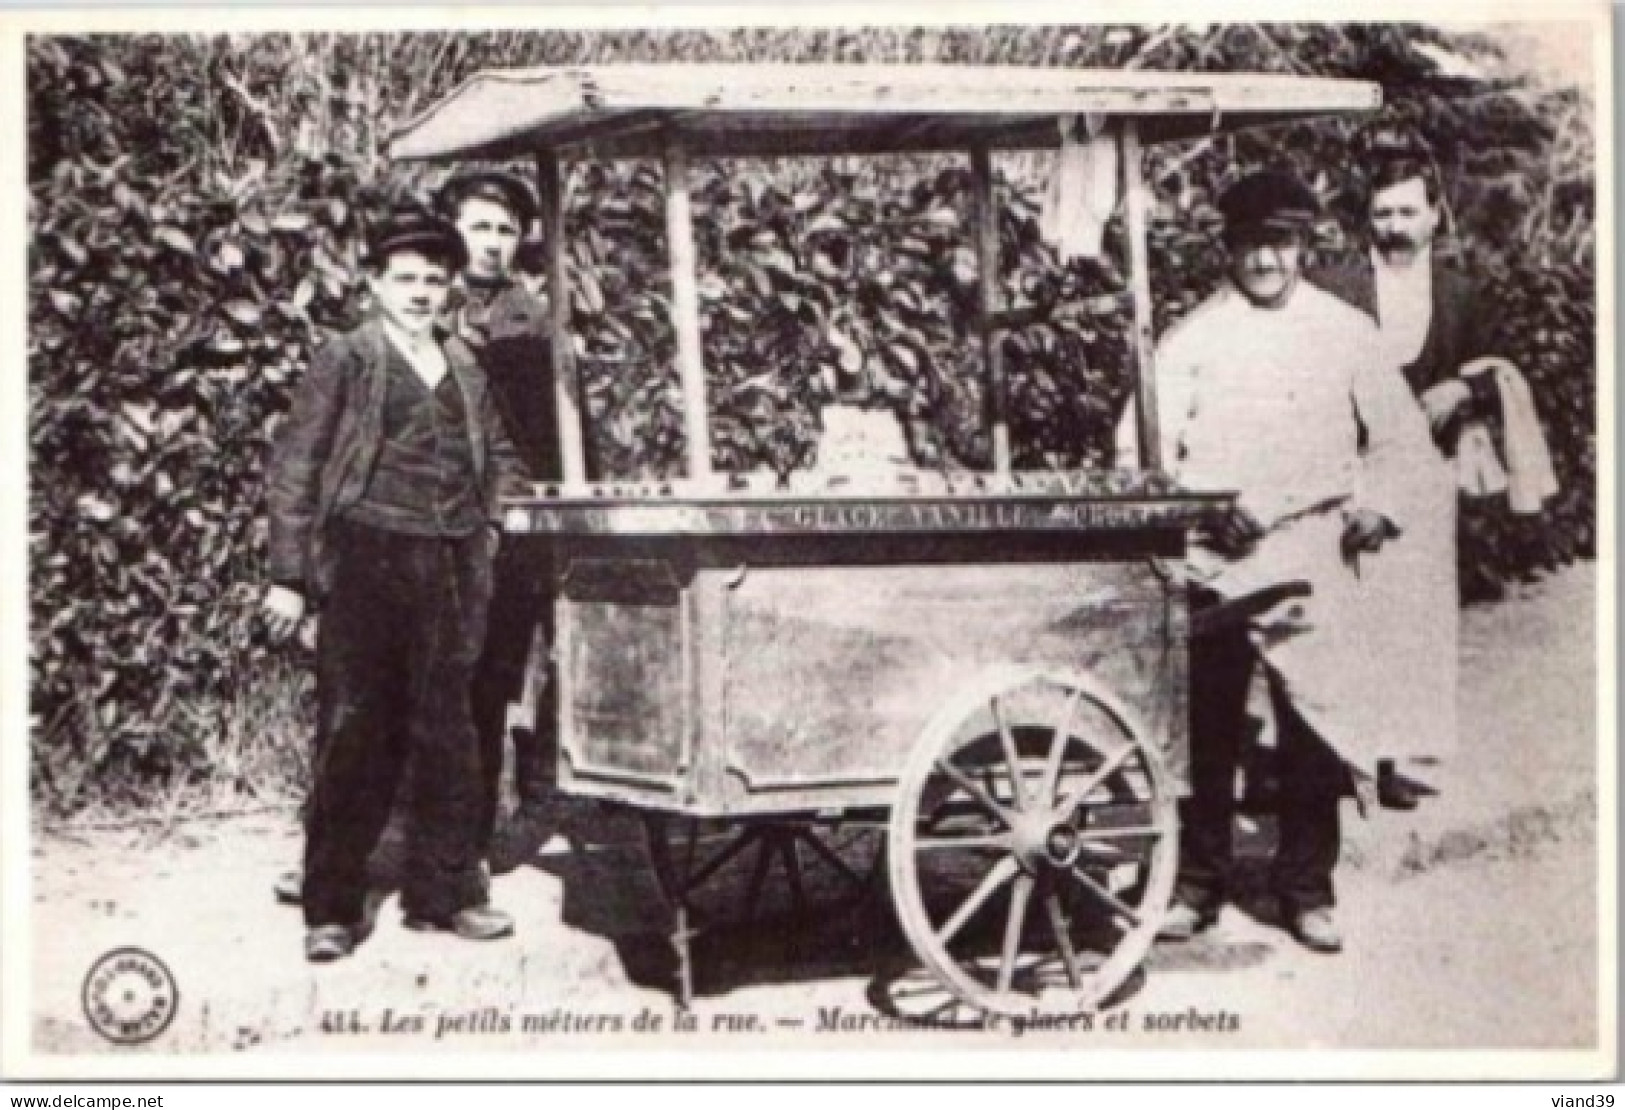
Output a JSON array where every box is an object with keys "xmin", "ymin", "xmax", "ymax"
[{"xmin": 671, "ymin": 902, "xmax": 696, "ymax": 1010}]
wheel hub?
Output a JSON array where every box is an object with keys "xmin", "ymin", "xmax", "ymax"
[{"xmin": 1012, "ymin": 809, "xmax": 1083, "ymax": 871}]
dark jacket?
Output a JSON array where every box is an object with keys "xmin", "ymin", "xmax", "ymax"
[
  {"xmin": 1312, "ymin": 254, "xmax": 1498, "ymax": 452},
  {"xmin": 1311, "ymin": 254, "xmax": 1494, "ymax": 398},
  {"xmin": 448, "ymin": 279, "xmax": 563, "ymax": 483},
  {"xmin": 266, "ymin": 317, "xmax": 531, "ymax": 600}
]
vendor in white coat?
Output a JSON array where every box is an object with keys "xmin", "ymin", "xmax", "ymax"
[{"xmin": 1124, "ymin": 171, "xmax": 1442, "ymax": 953}]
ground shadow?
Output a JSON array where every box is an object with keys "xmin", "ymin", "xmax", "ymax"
[{"xmin": 510, "ymin": 792, "xmax": 896, "ymax": 1003}]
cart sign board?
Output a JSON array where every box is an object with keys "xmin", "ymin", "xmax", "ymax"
[{"xmin": 508, "ymin": 495, "xmax": 1221, "ymax": 536}]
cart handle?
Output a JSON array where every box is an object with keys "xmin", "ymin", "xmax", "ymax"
[{"xmin": 1188, "ymin": 580, "xmax": 1312, "ymax": 639}]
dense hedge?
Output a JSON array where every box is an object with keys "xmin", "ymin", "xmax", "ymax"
[{"xmin": 27, "ymin": 27, "xmax": 1596, "ymax": 811}]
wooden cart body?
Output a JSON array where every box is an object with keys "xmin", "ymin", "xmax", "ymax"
[{"xmin": 508, "ymin": 483, "xmax": 1210, "ymax": 816}]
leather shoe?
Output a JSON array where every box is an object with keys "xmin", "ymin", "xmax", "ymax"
[
  {"xmin": 402, "ymin": 904, "xmax": 515, "ymax": 941},
  {"xmin": 1377, "ymin": 760, "xmax": 1421, "ymax": 811},
  {"xmin": 304, "ymin": 924, "xmax": 354, "ymax": 963},
  {"xmin": 1288, "ymin": 908, "xmax": 1343, "ymax": 953},
  {"xmin": 1156, "ymin": 901, "xmax": 1216, "ymax": 942}
]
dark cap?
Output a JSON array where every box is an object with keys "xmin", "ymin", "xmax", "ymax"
[
  {"xmin": 1361, "ymin": 125, "xmax": 1433, "ymax": 162},
  {"xmin": 363, "ymin": 209, "xmax": 469, "ymax": 273},
  {"xmin": 438, "ymin": 169, "xmax": 539, "ymax": 229},
  {"xmin": 1217, "ymin": 171, "xmax": 1321, "ymax": 234}
]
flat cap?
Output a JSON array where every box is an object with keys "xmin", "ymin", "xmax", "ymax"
[
  {"xmin": 364, "ymin": 209, "xmax": 469, "ymax": 272},
  {"xmin": 1361, "ymin": 125, "xmax": 1434, "ymax": 162},
  {"xmin": 438, "ymin": 169, "xmax": 539, "ymax": 228},
  {"xmin": 1217, "ymin": 171, "xmax": 1321, "ymax": 232}
]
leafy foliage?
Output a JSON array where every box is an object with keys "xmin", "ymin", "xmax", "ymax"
[{"xmin": 27, "ymin": 26, "xmax": 1597, "ymax": 812}]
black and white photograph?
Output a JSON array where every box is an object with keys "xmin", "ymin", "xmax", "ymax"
[{"xmin": 3, "ymin": 2, "xmax": 1614, "ymax": 1081}]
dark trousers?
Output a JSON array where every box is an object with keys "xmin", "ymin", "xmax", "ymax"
[
  {"xmin": 469, "ymin": 537, "xmax": 556, "ymax": 855},
  {"xmin": 304, "ymin": 520, "xmax": 492, "ymax": 929},
  {"xmin": 1177, "ymin": 602, "xmax": 1344, "ymax": 917}
]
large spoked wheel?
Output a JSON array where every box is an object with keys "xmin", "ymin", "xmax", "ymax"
[{"xmin": 888, "ymin": 668, "xmax": 1177, "ymax": 1017}]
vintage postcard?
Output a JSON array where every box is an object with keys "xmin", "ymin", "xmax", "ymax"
[{"xmin": 1, "ymin": 0, "xmax": 1615, "ymax": 1082}]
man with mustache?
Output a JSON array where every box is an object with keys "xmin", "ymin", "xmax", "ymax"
[
  {"xmin": 1125, "ymin": 171, "xmax": 1438, "ymax": 953},
  {"xmin": 1313, "ymin": 142, "xmax": 1496, "ymax": 809}
]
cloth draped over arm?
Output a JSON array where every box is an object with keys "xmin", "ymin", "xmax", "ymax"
[{"xmin": 1454, "ymin": 357, "xmax": 1560, "ymax": 513}]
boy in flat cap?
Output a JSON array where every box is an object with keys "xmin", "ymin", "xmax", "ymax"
[
  {"xmin": 1121, "ymin": 170, "xmax": 1438, "ymax": 953},
  {"xmin": 437, "ymin": 169, "xmax": 563, "ymax": 862},
  {"xmin": 263, "ymin": 209, "xmax": 531, "ymax": 961}
]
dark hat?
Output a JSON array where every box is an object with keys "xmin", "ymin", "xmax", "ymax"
[
  {"xmin": 1361, "ymin": 125, "xmax": 1434, "ymax": 162},
  {"xmin": 438, "ymin": 169, "xmax": 539, "ymax": 228},
  {"xmin": 363, "ymin": 209, "xmax": 468, "ymax": 272},
  {"xmin": 1217, "ymin": 171, "xmax": 1321, "ymax": 233}
]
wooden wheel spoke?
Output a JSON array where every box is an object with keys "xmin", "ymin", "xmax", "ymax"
[
  {"xmin": 1067, "ymin": 866, "xmax": 1142, "ymax": 928},
  {"xmin": 991, "ymin": 696, "xmax": 1027, "ymax": 811},
  {"xmin": 1043, "ymin": 893, "xmax": 1086, "ymax": 990},
  {"xmin": 1077, "ymin": 845, "xmax": 1133, "ymax": 868},
  {"xmin": 1077, "ymin": 825, "xmax": 1163, "ymax": 842},
  {"xmin": 1057, "ymin": 743, "xmax": 1138, "ymax": 816},
  {"xmin": 936, "ymin": 855, "xmax": 1019, "ymax": 946},
  {"xmin": 935, "ymin": 757, "xmax": 1015, "ymax": 830},
  {"xmin": 997, "ymin": 873, "xmax": 1036, "ymax": 994},
  {"xmin": 914, "ymin": 833, "xmax": 1010, "ymax": 852},
  {"xmin": 979, "ymin": 764, "xmax": 1002, "ymax": 807},
  {"xmin": 1042, "ymin": 689, "xmax": 1085, "ymax": 806}
]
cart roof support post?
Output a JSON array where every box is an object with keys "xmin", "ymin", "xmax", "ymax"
[
  {"xmin": 968, "ymin": 145, "xmax": 1012, "ymax": 475},
  {"xmin": 537, "ymin": 151, "xmax": 589, "ymax": 483},
  {"xmin": 663, "ymin": 135, "xmax": 714, "ymax": 481},
  {"xmin": 1118, "ymin": 119, "xmax": 1162, "ymax": 473}
]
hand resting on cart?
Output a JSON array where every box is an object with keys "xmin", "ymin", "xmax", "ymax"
[{"xmin": 1195, "ymin": 503, "xmax": 1266, "ymax": 558}]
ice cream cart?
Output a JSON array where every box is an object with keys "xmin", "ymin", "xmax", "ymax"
[{"xmin": 390, "ymin": 64, "xmax": 1380, "ymax": 1016}]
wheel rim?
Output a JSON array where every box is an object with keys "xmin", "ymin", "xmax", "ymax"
[{"xmin": 888, "ymin": 669, "xmax": 1177, "ymax": 1016}]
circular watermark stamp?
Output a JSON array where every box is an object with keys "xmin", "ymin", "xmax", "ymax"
[{"xmin": 81, "ymin": 947, "xmax": 178, "ymax": 1045}]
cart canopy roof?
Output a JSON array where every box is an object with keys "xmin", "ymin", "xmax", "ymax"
[{"xmin": 390, "ymin": 63, "xmax": 1381, "ymax": 162}]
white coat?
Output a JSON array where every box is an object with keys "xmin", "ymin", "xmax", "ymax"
[{"xmin": 1122, "ymin": 279, "xmax": 1452, "ymax": 769}]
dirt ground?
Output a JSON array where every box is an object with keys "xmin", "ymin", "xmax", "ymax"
[{"xmin": 25, "ymin": 562, "xmax": 1604, "ymax": 1065}]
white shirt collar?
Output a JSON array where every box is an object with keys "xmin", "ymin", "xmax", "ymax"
[
  {"xmin": 380, "ymin": 317, "xmax": 449, "ymax": 388},
  {"xmin": 1371, "ymin": 245, "xmax": 1434, "ymax": 367},
  {"xmin": 1371, "ymin": 243, "xmax": 1433, "ymax": 278}
]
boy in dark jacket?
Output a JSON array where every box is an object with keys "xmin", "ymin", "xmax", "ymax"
[
  {"xmin": 438, "ymin": 170, "xmax": 563, "ymax": 860},
  {"xmin": 262, "ymin": 211, "xmax": 531, "ymax": 961}
]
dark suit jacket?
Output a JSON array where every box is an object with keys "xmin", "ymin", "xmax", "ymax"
[
  {"xmin": 1312, "ymin": 254, "xmax": 1497, "ymax": 452},
  {"xmin": 1312, "ymin": 254, "xmax": 1495, "ymax": 397},
  {"xmin": 266, "ymin": 318, "xmax": 531, "ymax": 600},
  {"xmin": 448, "ymin": 279, "xmax": 563, "ymax": 484}
]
